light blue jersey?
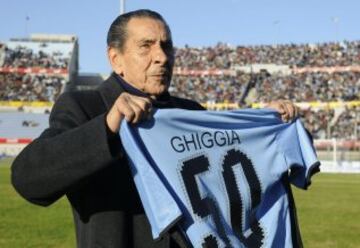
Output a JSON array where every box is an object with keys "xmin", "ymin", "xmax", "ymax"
[{"xmin": 120, "ymin": 108, "xmax": 320, "ymax": 248}]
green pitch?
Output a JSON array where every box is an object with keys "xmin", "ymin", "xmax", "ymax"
[
  {"xmin": 0, "ymin": 158, "xmax": 75, "ymax": 248},
  {"xmin": 293, "ymin": 172, "xmax": 360, "ymax": 248},
  {"xmin": 1, "ymin": 158, "xmax": 360, "ymax": 247}
]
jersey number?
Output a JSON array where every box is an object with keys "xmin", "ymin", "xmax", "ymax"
[{"xmin": 180, "ymin": 148, "xmax": 264, "ymax": 248}]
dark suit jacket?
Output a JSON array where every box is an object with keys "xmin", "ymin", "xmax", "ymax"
[{"xmin": 11, "ymin": 74, "xmax": 204, "ymax": 248}]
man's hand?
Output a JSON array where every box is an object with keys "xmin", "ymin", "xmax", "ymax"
[
  {"xmin": 106, "ymin": 92, "xmax": 153, "ymax": 133},
  {"xmin": 265, "ymin": 100, "xmax": 299, "ymax": 122}
]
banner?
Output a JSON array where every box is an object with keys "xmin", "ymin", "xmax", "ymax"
[
  {"xmin": 0, "ymin": 67, "xmax": 68, "ymax": 76},
  {"xmin": 0, "ymin": 101, "xmax": 53, "ymax": 107},
  {"xmin": 173, "ymin": 65, "xmax": 360, "ymax": 76},
  {"xmin": 173, "ymin": 68, "xmax": 235, "ymax": 76},
  {"xmin": 251, "ymin": 101, "xmax": 360, "ymax": 109},
  {"xmin": 292, "ymin": 65, "xmax": 360, "ymax": 74}
]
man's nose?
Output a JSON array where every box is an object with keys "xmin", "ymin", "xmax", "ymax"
[{"xmin": 153, "ymin": 45, "xmax": 168, "ymax": 64}]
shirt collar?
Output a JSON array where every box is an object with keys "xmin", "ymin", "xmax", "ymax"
[
  {"xmin": 113, "ymin": 73, "xmax": 148, "ymax": 98},
  {"xmin": 113, "ymin": 73, "xmax": 173, "ymax": 108}
]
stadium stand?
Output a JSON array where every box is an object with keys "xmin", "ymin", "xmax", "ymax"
[
  {"xmin": 0, "ymin": 33, "xmax": 78, "ymax": 103},
  {"xmin": 0, "ymin": 34, "xmax": 78, "ymax": 156},
  {"xmin": 171, "ymin": 71, "xmax": 360, "ymax": 103},
  {"xmin": 0, "ymin": 37, "xmax": 358, "ymax": 166},
  {"xmin": 331, "ymin": 106, "xmax": 360, "ymax": 139},
  {"xmin": 169, "ymin": 73, "xmax": 248, "ymax": 104},
  {"xmin": 254, "ymin": 71, "xmax": 360, "ymax": 102},
  {"xmin": 170, "ymin": 40, "xmax": 360, "ymax": 142},
  {"xmin": 0, "ymin": 73, "xmax": 65, "ymax": 102},
  {"xmin": 174, "ymin": 40, "xmax": 360, "ymax": 69},
  {"xmin": 2, "ymin": 41, "xmax": 70, "ymax": 68}
]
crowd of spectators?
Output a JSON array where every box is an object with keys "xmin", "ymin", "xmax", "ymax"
[
  {"xmin": 298, "ymin": 106, "xmax": 360, "ymax": 140},
  {"xmin": 299, "ymin": 108, "xmax": 335, "ymax": 139},
  {"xmin": 170, "ymin": 71, "xmax": 360, "ymax": 103},
  {"xmin": 0, "ymin": 44, "xmax": 67, "ymax": 102},
  {"xmin": 175, "ymin": 40, "xmax": 360, "ymax": 69},
  {"xmin": 170, "ymin": 73, "xmax": 359, "ymax": 139},
  {"xmin": 170, "ymin": 70, "xmax": 359, "ymax": 139},
  {"xmin": 0, "ymin": 40, "xmax": 358, "ymax": 139},
  {"xmin": 170, "ymin": 73, "xmax": 250, "ymax": 103},
  {"xmin": 254, "ymin": 71, "xmax": 360, "ymax": 102},
  {"xmin": 0, "ymin": 73, "xmax": 64, "ymax": 102},
  {"xmin": 1, "ymin": 45, "xmax": 69, "ymax": 69},
  {"xmin": 331, "ymin": 106, "xmax": 360, "ymax": 140}
]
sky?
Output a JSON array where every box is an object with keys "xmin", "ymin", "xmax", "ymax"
[{"xmin": 0, "ymin": 0, "xmax": 359, "ymax": 74}]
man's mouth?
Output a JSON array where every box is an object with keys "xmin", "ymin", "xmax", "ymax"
[
  {"xmin": 151, "ymin": 68, "xmax": 170, "ymax": 76},
  {"xmin": 151, "ymin": 72, "xmax": 169, "ymax": 78}
]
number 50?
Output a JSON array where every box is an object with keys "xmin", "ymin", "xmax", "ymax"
[{"xmin": 180, "ymin": 148, "xmax": 265, "ymax": 248}]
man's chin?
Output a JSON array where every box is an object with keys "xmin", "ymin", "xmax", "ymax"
[{"xmin": 146, "ymin": 85, "xmax": 169, "ymax": 98}]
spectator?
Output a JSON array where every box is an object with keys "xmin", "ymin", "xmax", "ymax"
[
  {"xmin": 3, "ymin": 45, "xmax": 69, "ymax": 69},
  {"xmin": 0, "ymin": 73, "xmax": 65, "ymax": 102}
]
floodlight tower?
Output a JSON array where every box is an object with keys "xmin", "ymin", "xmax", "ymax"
[{"xmin": 120, "ymin": 0, "xmax": 126, "ymax": 14}]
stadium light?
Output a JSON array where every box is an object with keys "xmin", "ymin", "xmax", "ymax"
[
  {"xmin": 120, "ymin": 0, "xmax": 126, "ymax": 14},
  {"xmin": 25, "ymin": 15, "xmax": 30, "ymax": 37},
  {"xmin": 331, "ymin": 16, "xmax": 339, "ymax": 41}
]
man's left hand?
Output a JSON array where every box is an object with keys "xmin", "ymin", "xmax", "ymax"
[{"xmin": 265, "ymin": 100, "xmax": 299, "ymax": 122}]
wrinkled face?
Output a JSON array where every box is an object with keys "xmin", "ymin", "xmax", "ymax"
[{"xmin": 110, "ymin": 17, "xmax": 174, "ymax": 97}]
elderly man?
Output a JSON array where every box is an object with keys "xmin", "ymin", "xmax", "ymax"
[{"xmin": 12, "ymin": 9, "xmax": 298, "ymax": 248}]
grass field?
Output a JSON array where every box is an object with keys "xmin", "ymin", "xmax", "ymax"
[
  {"xmin": 1, "ymin": 157, "xmax": 360, "ymax": 248},
  {"xmin": 0, "ymin": 158, "xmax": 75, "ymax": 248}
]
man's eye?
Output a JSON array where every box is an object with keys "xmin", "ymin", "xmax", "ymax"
[{"xmin": 140, "ymin": 44, "xmax": 150, "ymax": 49}]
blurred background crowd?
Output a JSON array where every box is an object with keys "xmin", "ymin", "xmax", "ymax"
[
  {"xmin": 0, "ymin": 40, "xmax": 359, "ymax": 140},
  {"xmin": 174, "ymin": 40, "xmax": 360, "ymax": 69}
]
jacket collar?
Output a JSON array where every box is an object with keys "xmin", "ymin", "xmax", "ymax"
[
  {"xmin": 97, "ymin": 72, "xmax": 174, "ymax": 111},
  {"xmin": 97, "ymin": 73, "xmax": 125, "ymax": 111}
]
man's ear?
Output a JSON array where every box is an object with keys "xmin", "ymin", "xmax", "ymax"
[{"xmin": 107, "ymin": 47, "xmax": 124, "ymax": 75}]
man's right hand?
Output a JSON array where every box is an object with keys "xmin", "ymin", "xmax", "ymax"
[{"xmin": 106, "ymin": 92, "xmax": 153, "ymax": 133}]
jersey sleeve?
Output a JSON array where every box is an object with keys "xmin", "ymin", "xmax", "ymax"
[
  {"xmin": 277, "ymin": 119, "xmax": 320, "ymax": 189},
  {"xmin": 120, "ymin": 122, "xmax": 182, "ymax": 239}
]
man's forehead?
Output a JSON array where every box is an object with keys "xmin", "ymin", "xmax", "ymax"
[{"xmin": 126, "ymin": 17, "xmax": 171, "ymax": 41}]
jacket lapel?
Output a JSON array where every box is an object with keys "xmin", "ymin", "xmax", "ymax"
[{"xmin": 97, "ymin": 73, "xmax": 125, "ymax": 111}]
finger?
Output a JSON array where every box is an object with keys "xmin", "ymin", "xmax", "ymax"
[
  {"xmin": 268, "ymin": 101, "xmax": 286, "ymax": 114},
  {"xmin": 286, "ymin": 101, "xmax": 300, "ymax": 121},
  {"xmin": 117, "ymin": 93, "xmax": 154, "ymax": 123},
  {"xmin": 133, "ymin": 97, "xmax": 154, "ymax": 120},
  {"xmin": 106, "ymin": 106, "xmax": 124, "ymax": 133},
  {"xmin": 294, "ymin": 104, "xmax": 299, "ymax": 118},
  {"xmin": 291, "ymin": 105, "xmax": 299, "ymax": 119},
  {"xmin": 133, "ymin": 96, "xmax": 153, "ymax": 114},
  {"xmin": 283, "ymin": 101, "xmax": 295, "ymax": 121},
  {"xmin": 278, "ymin": 101, "xmax": 290, "ymax": 122},
  {"xmin": 116, "ymin": 95, "xmax": 140, "ymax": 123},
  {"xmin": 117, "ymin": 100, "xmax": 136, "ymax": 123},
  {"xmin": 127, "ymin": 101, "xmax": 145, "ymax": 124},
  {"xmin": 117, "ymin": 94, "xmax": 146, "ymax": 123},
  {"xmin": 278, "ymin": 104, "xmax": 286, "ymax": 115}
]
